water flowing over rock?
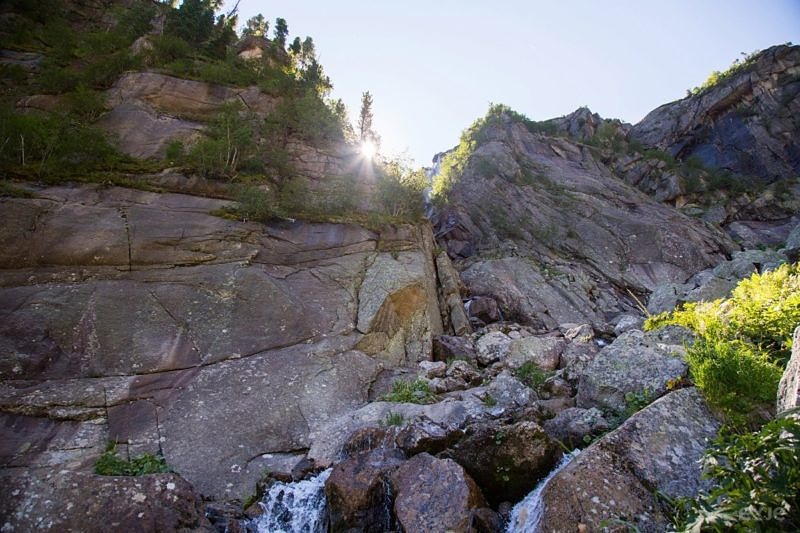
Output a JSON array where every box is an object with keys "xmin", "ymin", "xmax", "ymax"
[
  {"xmin": 538, "ymin": 388, "xmax": 720, "ymax": 532},
  {"xmin": 253, "ymin": 468, "xmax": 332, "ymax": 533},
  {"xmin": 506, "ymin": 450, "xmax": 581, "ymax": 533}
]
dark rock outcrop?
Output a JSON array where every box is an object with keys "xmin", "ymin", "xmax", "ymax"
[
  {"xmin": 444, "ymin": 420, "xmax": 562, "ymax": 506},
  {"xmin": 324, "ymin": 447, "xmax": 405, "ymax": 532}
]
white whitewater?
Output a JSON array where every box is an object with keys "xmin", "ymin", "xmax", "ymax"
[
  {"xmin": 252, "ymin": 468, "xmax": 332, "ymax": 533},
  {"xmin": 506, "ymin": 450, "xmax": 580, "ymax": 533}
]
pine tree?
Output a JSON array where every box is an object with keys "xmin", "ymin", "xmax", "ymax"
[{"xmin": 358, "ymin": 91, "xmax": 374, "ymax": 143}]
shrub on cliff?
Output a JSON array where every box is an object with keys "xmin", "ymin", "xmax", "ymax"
[
  {"xmin": 646, "ymin": 262, "xmax": 800, "ymax": 422},
  {"xmin": 674, "ymin": 415, "xmax": 800, "ymax": 532}
]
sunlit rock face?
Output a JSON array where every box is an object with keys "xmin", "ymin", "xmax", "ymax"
[
  {"xmin": 0, "ymin": 184, "xmax": 444, "ymax": 502},
  {"xmin": 630, "ymin": 44, "xmax": 800, "ymax": 181},
  {"xmin": 433, "ymin": 113, "xmax": 737, "ymax": 330}
]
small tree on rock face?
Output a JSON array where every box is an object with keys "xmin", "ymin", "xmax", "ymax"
[
  {"xmin": 273, "ymin": 17, "xmax": 288, "ymax": 47},
  {"xmin": 358, "ymin": 91, "xmax": 375, "ymax": 143},
  {"xmin": 242, "ymin": 14, "xmax": 268, "ymax": 37}
]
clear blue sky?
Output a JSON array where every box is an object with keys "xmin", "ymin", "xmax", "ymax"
[{"xmin": 223, "ymin": 0, "xmax": 800, "ymax": 166}]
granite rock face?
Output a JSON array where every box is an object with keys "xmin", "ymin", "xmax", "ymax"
[
  {"xmin": 778, "ymin": 326, "xmax": 800, "ymax": 414},
  {"xmin": 0, "ymin": 470, "xmax": 213, "ymax": 533},
  {"xmin": 0, "ymin": 185, "xmax": 444, "ymax": 507},
  {"xmin": 538, "ymin": 388, "xmax": 720, "ymax": 533},
  {"xmin": 434, "ymin": 114, "xmax": 737, "ymax": 330},
  {"xmin": 576, "ymin": 329, "xmax": 689, "ymax": 412}
]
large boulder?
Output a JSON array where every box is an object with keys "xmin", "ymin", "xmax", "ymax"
[
  {"xmin": 0, "ymin": 470, "xmax": 212, "ymax": 532},
  {"xmin": 536, "ymin": 388, "xmax": 720, "ymax": 532},
  {"xmin": 576, "ymin": 329, "xmax": 689, "ymax": 412},
  {"xmin": 543, "ymin": 407, "xmax": 612, "ymax": 449},
  {"xmin": 324, "ymin": 447, "xmax": 406, "ymax": 532},
  {"xmin": 390, "ymin": 453, "xmax": 489, "ymax": 532},
  {"xmin": 444, "ymin": 420, "xmax": 562, "ymax": 506},
  {"xmin": 506, "ymin": 336, "xmax": 566, "ymax": 371},
  {"xmin": 778, "ymin": 326, "xmax": 800, "ymax": 414}
]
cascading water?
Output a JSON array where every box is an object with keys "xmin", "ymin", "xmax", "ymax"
[
  {"xmin": 505, "ymin": 450, "xmax": 580, "ymax": 533},
  {"xmin": 250, "ymin": 468, "xmax": 332, "ymax": 533}
]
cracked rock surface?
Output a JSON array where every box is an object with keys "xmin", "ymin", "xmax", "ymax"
[{"xmin": 0, "ymin": 185, "xmax": 443, "ymax": 503}]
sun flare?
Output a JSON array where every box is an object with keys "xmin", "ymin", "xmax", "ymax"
[{"xmin": 360, "ymin": 139, "xmax": 377, "ymax": 160}]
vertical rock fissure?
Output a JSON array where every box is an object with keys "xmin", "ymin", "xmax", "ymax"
[{"xmin": 118, "ymin": 207, "xmax": 133, "ymax": 272}]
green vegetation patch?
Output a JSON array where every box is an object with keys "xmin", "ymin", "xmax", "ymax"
[
  {"xmin": 381, "ymin": 379, "xmax": 436, "ymax": 404},
  {"xmin": 645, "ymin": 263, "xmax": 799, "ymax": 422},
  {"xmin": 94, "ymin": 443, "xmax": 172, "ymax": 476},
  {"xmin": 673, "ymin": 415, "xmax": 800, "ymax": 532},
  {"xmin": 515, "ymin": 361, "xmax": 549, "ymax": 390}
]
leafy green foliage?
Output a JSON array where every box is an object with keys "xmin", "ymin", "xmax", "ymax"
[
  {"xmin": 94, "ymin": 443, "xmax": 172, "ymax": 476},
  {"xmin": 376, "ymin": 159, "xmax": 426, "ymax": 219},
  {"xmin": 689, "ymin": 51, "xmax": 761, "ymax": 96},
  {"xmin": 623, "ymin": 388, "xmax": 654, "ymax": 417},
  {"xmin": 0, "ymin": 106, "xmax": 127, "ymax": 175},
  {"xmin": 515, "ymin": 361, "xmax": 548, "ymax": 390},
  {"xmin": 645, "ymin": 263, "xmax": 799, "ymax": 421},
  {"xmin": 381, "ymin": 379, "xmax": 436, "ymax": 404},
  {"xmin": 0, "ymin": 181, "xmax": 35, "ymax": 198},
  {"xmin": 673, "ymin": 416, "xmax": 800, "ymax": 532},
  {"xmin": 187, "ymin": 102, "xmax": 259, "ymax": 178}
]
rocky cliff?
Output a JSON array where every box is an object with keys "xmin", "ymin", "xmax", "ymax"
[
  {"xmin": 433, "ymin": 110, "xmax": 738, "ymax": 331},
  {"xmin": 630, "ymin": 44, "xmax": 800, "ymax": 181},
  {"xmin": 0, "ymin": 184, "xmax": 454, "ymax": 509},
  {"xmin": 2, "ymin": 3, "xmax": 799, "ymax": 529}
]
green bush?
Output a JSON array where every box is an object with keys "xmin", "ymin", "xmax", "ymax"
[
  {"xmin": 94, "ymin": 443, "xmax": 172, "ymax": 476},
  {"xmin": 376, "ymin": 160, "xmax": 426, "ymax": 219},
  {"xmin": 186, "ymin": 102, "xmax": 257, "ymax": 178},
  {"xmin": 645, "ymin": 263, "xmax": 799, "ymax": 420},
  {"xmin": 515, "ymin": 361, "xmax": 548, "ymax": 389},
  {"xmin": 674, "ymin": 415, "xmax": 800, "ymax": 532},
  {"xmin": 381, "ymin": 379, "xmax": 436, "ymax": 404}
]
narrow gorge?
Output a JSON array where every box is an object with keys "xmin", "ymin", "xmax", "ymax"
[{"xmin": 1, "ymin": 2, "xmax": 799, "ymax": 532}]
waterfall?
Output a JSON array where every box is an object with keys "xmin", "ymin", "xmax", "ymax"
[
  {"xmin": 251, "ymin": 468, "xmax": 332, "ymax": 533},
  {"xmin": 506, "ymin": 450, "xmax": 580, "ymax": 533}
]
